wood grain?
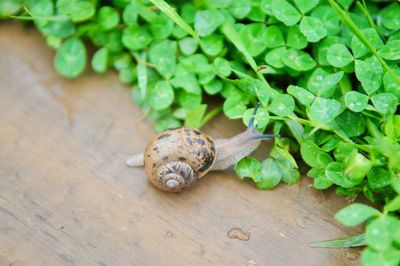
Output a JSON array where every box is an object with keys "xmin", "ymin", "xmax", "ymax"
[{"xmin": 0, "ymin": 22, "xmax": 362, "ymax": 266}]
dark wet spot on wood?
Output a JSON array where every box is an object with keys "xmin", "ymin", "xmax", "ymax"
[
  {"xmin": 147, "ymin": 154, "xmax": 151, "ymax": 157},
  {"xmin": 162, "ymin": 156, "xmax": 169, "ymax": 161},
  {"xmin": 186, "ymin": 137, "xmax": 193, "ymax": 145},
  {"xmin": 178, "ymin": 157, "xmax": 186, "ymax": 161},
  {"xmin": 153, "ymin": 163, "xmax": 156, "ymax": 168},
  {"xmin": 158, "ymin": 133, "xmax": 171, "ymax": 140},
  {"xmin": 195, "ymin": 138, "xmax": 205, "ymax": 145}
]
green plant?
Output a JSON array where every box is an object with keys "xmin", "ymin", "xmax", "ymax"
[{"xmin": 2, "ymin": 0, "xmax": 400, "ymax": 264}]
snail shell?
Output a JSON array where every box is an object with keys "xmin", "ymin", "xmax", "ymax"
[{"xmin": 144, "ymin": 127, "xmax": 216, "ymax": 192}]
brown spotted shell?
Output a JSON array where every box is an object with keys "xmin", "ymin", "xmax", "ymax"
[{"xmin": 143, "ymin": 127, "xmax": 216, "ymax": 192}]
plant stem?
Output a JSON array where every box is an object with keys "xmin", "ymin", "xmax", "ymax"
[
  {"xmin": 327, "ymin": 0, "xmax": 400, "ymax": 84},
  {"xmin": 356, "ymin": 1, "xmax": 384, "ymax": 40},
  {"xmin": 200, "ymin": 106, "xmax": 223, "ymax": 128},
  {"xmin": 149, "ymin": 0, "xmax": 200, "ymax": 41}
]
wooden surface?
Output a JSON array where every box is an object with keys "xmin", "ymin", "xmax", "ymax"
[{"xmin": 0, "ymin": 22, "xmax": 362, "ymax": 266}]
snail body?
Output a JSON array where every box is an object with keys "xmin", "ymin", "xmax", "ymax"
[{"xmin": 127, "ymin": 104, "xmax": 277, "ymax": 192}]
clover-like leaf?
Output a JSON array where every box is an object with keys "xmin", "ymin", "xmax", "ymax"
[
  {"xmin": 361, "ymin": 248, "xmax": 400, "ymax": 266},
  {"xmin": 271, "ymin": 0, "xmax": 301, "ymax": 26},
  {"xmin": 239, "ymin": 23, "xmax": 266, "ymax": 56},
  {"xmin": 54, "ymin": 37, "xmax": 86, "ymax": 78},
  {"xmin": 263, "ymin": 25, "xmax": 285, "ymax": 48},
  {"xmin": 336, "ymin": 110, "xmax": 366, "ymax": 137},
  {"xmin": 149, "ymin": 40, "xmax": 177, "ymax": 79},
  {"xmin": 97, "ymin": 6, "xmax": 119, "ymax": 30},
  {"xmin": 57, "ymin": 0, "xmax": 95, "ymax": 22},
  {"xmin": 371, "ymin": 93, "xmax": 398, "ymax": 116},
  {"xmin": 378, "ymin": 40, "xmax": 400, "ymax": 61},
  {"xmin": 122, "ymin": 3, "xmax": 138, "ymax": 26},
  {"xmin": 286, "ymin": 25, "xmax": 308, "ymax": 49},
  {"xmin": 300, "ymin": 140, "xmax": 334, "ymax": 168},
  {"xmin": 282, "ymin": 48, "xmax": 316, "ymax": 71},
  {"xmin": 194, "ymin": 10, "xmax": 225, "ymax": 37},
  {"xmin": 335, "ymin": 203, "xmax": 379, "ymax": 226},
  {"xmin": 122, "ymin": 25, "xmax": 152, "ymax": 50},
  {"xmin": 200, "ymin": 34, "xmax": 224, "ymax": 56},
  {"xmin": 293, "ymin": 0, "xmax": 319, "ymax": 14},
  {"xmin": 235, "ymin": 157, "xmax": 261, "ymax": 181},
  {"xmin": 204, "ymin": 80, "xmax": 223, "ymax": 95},
  {"xmin": 307, "ymin": 68, "xmax": 343, "ymax": 97},
  {"xmin": 344, "ymin": 91, "xmax": 369, "ymax": 112},
  {"xmin": 264, "ymin": 47, "xmax": 287, "ymax": 68},
  {"xmin": 256, "ymin": 158, "xmax": 282, "ymax": 189},
  {"xmin": 149, "ymin": 81, "xmax": 175, "ymax": 111},
  {"xmin": 310, "ymin": 97, "xmax": 342, "ymax": 123},
  {"xmin": 268, "ymin": 94, "xmax": 295, "ymax": 116},
  {"xmin": 213, "ymin": 57, "xmax": 231, "ymax": 77},
  {"xmin": 287, "ymin": 85, "xmax": 315, "ymax": 105},
  {"xmin": 325, "ymin": 162, "xmax": 364, "ymax": 188},
  {"xmin": 311, "ymin": 5, "xmax": 340, "ymax": 36},
  {"xmin": 91, "ymin": 47, "xmax": 109, "ymax": 74},
  {"xmin": 367, "ymin": 167, "xmax": 392, "ymax": 190},
  {"xmin": 179, "ymin": 37, "xmax": 198, "ymax": 55},
  {"xmin": 229, "ymin": 0, "xmax": 252, "ymax": 19},
  {"xmin": 355, "ymin": 56, "xmax": 383, "ymax": 95},
  {"xmin": 223, "ymin": 94, "xmax": 247, "ymax": 119},
  {"xmin": 150, "ymin": 14, "xmax": 174, "ymax": 40},
  {"xmin": 171, "ymin": 73, "xmax": 201, "ymax": 94},
  {"xmin": 327, "ymin": 43, "xmax": 353, "ymax": 68},
  {"xmin": 366, "ymin": 215, "xmax": 400, "ymax": 251},
  {"xmin": 380, "ymin": 3, "xmax": 400, "ymax": 31},
  {"xmin": 299, "ymin": 16, "xmax": 327, "ymax": 43}
]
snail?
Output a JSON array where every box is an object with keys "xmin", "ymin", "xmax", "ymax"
[{"xmin": 126, "ymin": 104, "xmax": 278, "ymax": 192}]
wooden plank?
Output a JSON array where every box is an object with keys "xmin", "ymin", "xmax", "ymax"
[{"xmin": 0, "ymin": 22, "xmax": 362, "ymax": 266}]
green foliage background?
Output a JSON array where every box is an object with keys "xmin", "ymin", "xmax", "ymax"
[{"xmin": 1, "ymin": 0, "xmax": 400, "ymax": 264}]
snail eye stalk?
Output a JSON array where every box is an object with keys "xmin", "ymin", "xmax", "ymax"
[
  {"xmin": 247, "ymin": 102, "xmax": 261, "ymax": 129},
  {"xmin": 249, "ymin": 134, "xmax": 280, "ymax": 141}
]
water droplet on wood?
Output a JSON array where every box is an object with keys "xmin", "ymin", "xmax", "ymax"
[{"xmin": 227, "ymin": 227, "xmax": 251, "ymax": 241}]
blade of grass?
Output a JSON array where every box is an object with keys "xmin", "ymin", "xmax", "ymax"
[
  {"xmin": 356, "ymin": 1, "xmax": 384, "ymax": 40},
  {"xmin": 199, "ymin": 105, "xmax": 222, "ymax": 128},
  {"xmin": 310, "ymin": 233, "xmax": 366, "ymax": 248},
  {"xmin": 9, "ymin": 6, "xmax": 67, "ymax": 22},
  {"xmin": 327, "ymin": 0, "xmax": 400, "ymax": 84},
  {"xmin": 133, "ymin": 52, "xmax": 148, "ymax": 99},
  {"xmin": 149, "ymin": 0, "xmax": 200, "ymax": 42}
]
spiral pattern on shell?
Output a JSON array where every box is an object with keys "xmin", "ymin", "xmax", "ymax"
[{"xmin": 155, "ymin": 161, "xmax": 196, "ymax": 192}]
